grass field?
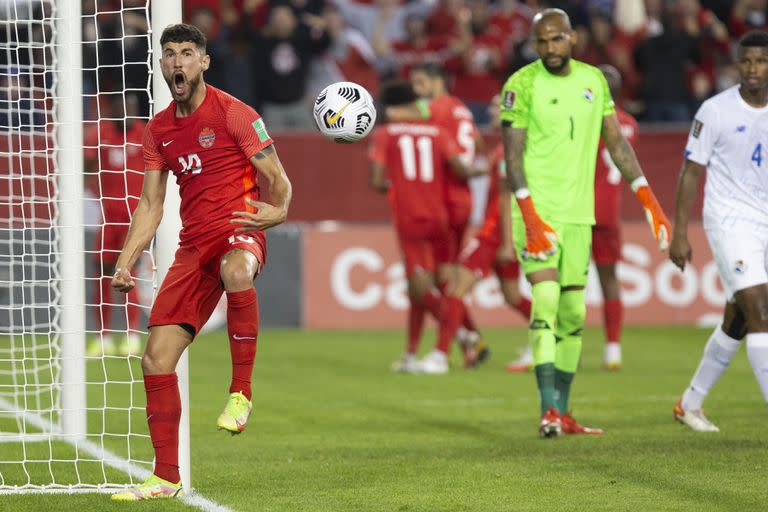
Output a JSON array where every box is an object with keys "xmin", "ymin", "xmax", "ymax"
[{"xmin": 4, "ymin": 325, "xmax": 768, "ymax": 511}]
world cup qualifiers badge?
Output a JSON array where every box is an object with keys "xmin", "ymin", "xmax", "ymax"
[
  {"xmin": 503, "ymin": 91, "xmax": 515, "ymax": 109},
  {"xmin": 199, "ymin": 127, "xmax": 216, "ymax": 148}
]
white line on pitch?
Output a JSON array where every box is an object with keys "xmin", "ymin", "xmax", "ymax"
[{"xmin": 0, "ymin": 397, "xmax": 234, "ymax": 512}]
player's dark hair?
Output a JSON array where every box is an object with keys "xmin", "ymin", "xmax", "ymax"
[
  {"xmin": 379, "ymin": 80, "xmax": 417, "ymax": 107},
  {"xmin": 739, "ymin": 31, "xmax": 768, "ymax": 51},
  {"xmin": 411, "ymin": 61, "xmax": 447, "ymax": 82},
  {"xmin": 160, "ymin": 24, "xmax": 207, "ymax": 53}
]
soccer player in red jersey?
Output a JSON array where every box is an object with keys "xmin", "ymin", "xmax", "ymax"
[
  {"xmin": 369, "ymin": 80, "xmax": 478, "ymax": 374},
  {"xmin": 110, "ymin": 24, "xmax": 292, "ymax": 501},
  {"xmin": 387, "ymin": 62, "xmax": 488, "ymax": 359},
  {"xmin": 593, "ymin": 65, "xmax": 638, "ymax": 370},
  {"xmin": 85, "ymin": 94, "xmax": 146, "ymax": 357}
]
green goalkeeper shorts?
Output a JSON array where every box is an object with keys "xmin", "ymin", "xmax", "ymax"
[{"xmin": 513, "ymin": 221, "xmax": 592, "ymax": 287}]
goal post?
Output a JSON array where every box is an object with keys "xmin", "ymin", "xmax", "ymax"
[{"xmin": 0, "ymin": 0, "xmax": 187, "ymax": 493}]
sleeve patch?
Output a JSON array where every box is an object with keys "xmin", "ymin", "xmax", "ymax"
[
  {"xmin": 503, "ymin": 91, "xmax": 515, "ymax": 109},
  {"xmin": 253, "ymin": 118, "xmax": 270, "ymax": 143},
  {"xmin": 691, "ymin": 119, "xmax": 703, "ymax": 139}
]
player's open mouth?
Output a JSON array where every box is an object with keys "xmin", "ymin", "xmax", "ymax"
[{"xmin": 173, "ymin": 72, "xmax": 186, "ymax": 96}]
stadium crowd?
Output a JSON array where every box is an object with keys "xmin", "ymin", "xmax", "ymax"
[{"xmin": 177, "ymin": 0, "xmax": 768, "ymax": 126}]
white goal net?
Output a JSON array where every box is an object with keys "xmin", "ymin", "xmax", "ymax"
[{"xmin": 0, "ymin": 0, "xmax": 157, "ymax": 492}]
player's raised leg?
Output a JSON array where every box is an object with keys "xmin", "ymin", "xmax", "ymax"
[
  {"xmin": 111, "ymin": 324, "xmax": 190, "ymax": 500},
  {"xmin": 217, "ymin": 248, "xmax": 260, "ymax": 434}
]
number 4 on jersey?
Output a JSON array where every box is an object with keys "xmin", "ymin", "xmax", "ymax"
[{"xmin": 752, "ymin": 143, "xmax": 763, "ymax": 167}]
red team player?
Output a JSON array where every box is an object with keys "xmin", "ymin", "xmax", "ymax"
[
  {"xmin": 85, "ymin": 94, "xmax": 145, "ymax": 357},
  {"xmin": 593, "ymin": 65, "xmax": 638, "ymax": 370},
  {"xmin": 110, "ymin": 25, "xmax": 292, "ymax": 501},
  {"xmin": 506, "ymin": 65, "xmax": 638, "ymax": 372},
  {"xmin": 369, "ymin": 81, "xmax": 477, "ymax": 374}
]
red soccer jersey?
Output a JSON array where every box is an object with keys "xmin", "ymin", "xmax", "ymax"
[
  {"xmin": 142, "ymin": 85, "xmax": 273, "ymax": 247},
  {"xmin": 594, "ymin": 107, "xmax": 638, "ymax": 226},
  {"xmin": 85, "ymin": 119, "xmax": 146, "ymax": 221},
  {"xmin": 426, "ymin": 94, "xmax": 478, "ymax": 219},
  {"xmin": 368, "ymin": 121, "xmax": 459, "ymax": 233}
]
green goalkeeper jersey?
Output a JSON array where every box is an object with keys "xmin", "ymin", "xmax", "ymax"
[{"xmin": 500, "ymin": 59, "xmax": 615, "ymax": 225}]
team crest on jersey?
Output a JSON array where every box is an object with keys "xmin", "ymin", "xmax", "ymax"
[
  {"xmin": 503, "ymin": 90, "xmax": 515, "ymax": 109},
  {"xmin": 198, "ymin": 127, "xmax": 216, "ymax": 148},
  {"xmin": 691, "ymin": 119, "xmax": 704, "ymax": 139},
  {"xmin": 734, "ymin": 260, "xmax": 747, "ymax": 274},
  {"xmin": 583, "ymin": 88, "xmax": 594, "ymax": 103}
]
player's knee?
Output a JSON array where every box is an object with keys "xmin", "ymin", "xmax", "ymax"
[
  {"xmin": 220, "ymin": 263, "xmax": 254, "ymax": 291},
  {"xmin": 557, "ymin": 290, "xmax": 586, "ymax": 333},
  {"xmin": 748, "ymin": 304, "xmax": 768, "ymax": 332},
  {"xmin": 141, "ymin": 351, "xmax": 168, "ymax": 375}
]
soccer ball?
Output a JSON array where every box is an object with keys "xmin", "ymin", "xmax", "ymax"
[{"xmin": 313, "ymin": 81, "xmax": 376, "ymax": 144}]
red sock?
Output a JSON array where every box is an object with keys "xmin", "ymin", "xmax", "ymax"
[
  {"xmin": 462, "ymin": 306, "xmax": 478, "ymax": 333},
  {"xmin": 513, "ymin": 297, "xmax": 532, "ymax": 320},
  {"xmin": 604, "ymin": 299, "xmax": 623, "ymax": 343},
  {"xmin": 227, "ymin": 288, "xmax": 259, "ymax": 400},
  {"xmin": 407, "ymin": 302, "xmax": 425, "ymax": 354},
  {"xmin": 144, "ymin": 373, "xmax": 181, "ymax": 484},
  {"xmin": 422, "ymin": 288, "xmax": 442, "ymax": 320},
  {"xmin": 436, "ymin": 296, "xmax": 465, "ymax": 353}
]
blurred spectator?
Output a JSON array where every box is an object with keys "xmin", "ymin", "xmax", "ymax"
[
  {"xmin": 634, "ymin": 9, "xmax": 701, "ymax": 122},
  {"xmin": 332, "ymin": 0, "xmax": 435, "ymax": 43},
  {"xmin": 489, "ymin": 0, "xmax": 533, "ymax": 45},
  {"xmin": 575, "ymin": 12, "xmax": 642, "ymax": 110},
  {"xmin": 449, "ymin": 0, "xmax": 505, "ymax": 124},
  {"xmin": 426, "ymin": 0, "xmax": 464, "ymax": 36},
  {"xmin": 0, "ymin": 66, "xmax": 45, "ymax": 131},
  {"xmin": 730, "ymin": 0, "xmax": 768, "ymax": 37},
  {"xmin": 386, "ymin": 14, "xmax": 456, "ymax": 77},
  {"xmin": 255, "ymin": 5, "xmax": 331, "ymax": 130},
  {"xmin": 307, "ymin": 3, "xmax": 380, "ymax": 98},
  {"xmin": 643, "ymin": 0, "xmax": 664, "ymax": 37},
  {"xmin": 614, "ymin": 0, "xmax": 647, "ymax": 34}
]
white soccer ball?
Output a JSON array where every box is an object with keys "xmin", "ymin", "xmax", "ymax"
[{"xmin": 313, "ymin": 81, "xmax": 377, "ymax": 144}]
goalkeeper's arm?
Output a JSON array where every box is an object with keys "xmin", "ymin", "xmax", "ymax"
[
  {"xmin": 501, "ymin": 123, "xmax": 558, "ymax": 261},
  {"xmin": 602, "ymin": 114, "xmax": 671, "ymax": 251},
  {"xmin": 112, "ymin": 169, "xmax": 168, "ymax": 292}
]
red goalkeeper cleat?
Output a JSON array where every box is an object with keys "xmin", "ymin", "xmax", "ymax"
[
  {"xmin": 561, "ymin": 412, "xmax": 604, "ymax": 435},
  {"xmin": 538, "ymin": 407, "xmax": 562, "ymax": 438}
]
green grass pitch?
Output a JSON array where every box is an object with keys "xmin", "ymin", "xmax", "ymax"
[{"xmin": 4, "ymin": 326, "xmax": 768, "ymax": 511}]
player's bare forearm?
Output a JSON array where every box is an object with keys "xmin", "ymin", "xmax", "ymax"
[
  {"xmin": 602, "ymin": 115, "xmax": 643, "ymax": 183},
  {"xmin": 501, "ymin": 125, "xmax": 527, "ymax": 192},
  {"xmin": 497, "ymin": 180, "xmax": 514, "ymax": 257},
  {"xmin": 232, "ymin": 145, "xmax": 292, "ymax": 233},
  {"xmin": 114, "ymin": 171, "xmax": 167, "ymax": 273},
  {"xmin": 448, "ymin": 155, "xmax": 487, "ymax": 179},
  {"xmin": 369, "ymin": 162, "xmax": 389, "ymax": 193},
  {"xmin": 673, "ymin": 159, "xmax": 704, "ymax": 237}
]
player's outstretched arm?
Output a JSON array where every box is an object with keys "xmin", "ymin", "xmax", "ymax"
[
  {"xmin": 501, "ymin": 124, "xmax": 557, "ymax": 261},
  {"xmin": 231, "ymin": 145, "xmax": 292, "ymax": 233},
  {"xmin": 112, "ymin": 169, "xmax": 169, "ymax": 292},
  {"xmin": 669, "ymin": 159, "xmax": 705, "ymax": 271},
  {"xmin": 602, "ymin": 114, "xmax": 671, "ymax": 251},
  {"xmin": 368, "ymin": 162, "xmax": 389, "ymax": 194}
]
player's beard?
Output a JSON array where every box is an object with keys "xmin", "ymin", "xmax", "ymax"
[{"xmin": 542, "ymin": 54, "xmax": 570, "ymax": 75}]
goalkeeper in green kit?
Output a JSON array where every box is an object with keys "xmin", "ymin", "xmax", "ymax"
[{"xmin": 500, "ymin": 9, "xmax": 672, "ymax": 437}]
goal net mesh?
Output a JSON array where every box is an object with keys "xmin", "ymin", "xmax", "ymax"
[{"xmin": 0, "ymin": 0, "xmax": 155, "ymax": 492}]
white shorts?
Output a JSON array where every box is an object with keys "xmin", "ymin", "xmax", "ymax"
[{"xmin": 704, "ymin": 222, "xmax": 768, "ymax": 301}]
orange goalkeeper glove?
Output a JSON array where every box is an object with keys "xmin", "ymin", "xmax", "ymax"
[
  {"xmin": 515, "ymin": 189, "xmax": 558, "ymax": 261},
  {"xmin": 632, "ymin": 177, "xmax": 671, "ymax": 251}
]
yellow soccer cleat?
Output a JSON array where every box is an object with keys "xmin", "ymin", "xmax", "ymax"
[
  {"xmin": 110, "ymin": 474, "xmax": 182, "ymax": 501},
  {"xmin": 217, "ymin": 391, "xmax": 253, "ymax": 434}
]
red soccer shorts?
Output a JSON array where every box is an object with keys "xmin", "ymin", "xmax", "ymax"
[
  {"xmin": 397, "ymin": 223, "xmax": 453, "ymax": 277},
  {"xmin": 458, "ymin": 236, "xmax": 521, "ymax": 281},
  {"xmin": 592, "ymin": 223, "xmax": 621, "ymax": 265},
  {"xmin": 148, "ymin": 232, "xmax": 265, "ymax": 334}
]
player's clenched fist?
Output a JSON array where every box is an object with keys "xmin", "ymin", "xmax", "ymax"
[
  {"xmin": 231, "ymin": 198, "xmax": 286, "ymax": 233},
  {"xmin": 111, "ymin": 267, "xmax": 135, "ymax": 293}
]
